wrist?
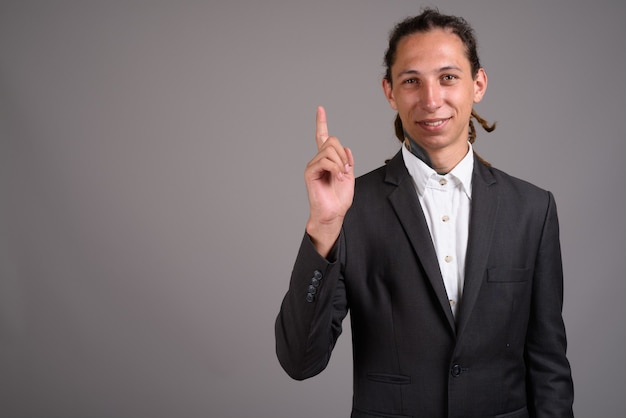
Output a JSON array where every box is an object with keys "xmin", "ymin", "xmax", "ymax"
[{"xmin": 306, "ymin": 218, "xmax": 342, "ymax": 258}]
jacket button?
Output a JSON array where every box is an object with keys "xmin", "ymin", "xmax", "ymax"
[
  {"xmin": 313, "ymin": 270, "xmax": 323, "ymax": 280},
  {"xmin": 451, "ymin": 364, "xmax": 462, "ymax": 377},
  {"xmin": 306, "ymin": 293, "xmax": 315, "ymax": 303}
]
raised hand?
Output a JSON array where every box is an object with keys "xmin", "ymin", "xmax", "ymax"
[{"xmin": 304, "ymin": 106, "xmax": 355, "ymax": 257}]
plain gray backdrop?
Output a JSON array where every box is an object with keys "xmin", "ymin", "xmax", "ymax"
[{"xmin": 1, "ymin": 0, "xmax": 624, "ymax": 416}]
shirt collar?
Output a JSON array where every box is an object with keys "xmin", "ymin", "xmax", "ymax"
[{"xmin": 402, "ymin": 142, "xmax": 474, "ymax": 198}]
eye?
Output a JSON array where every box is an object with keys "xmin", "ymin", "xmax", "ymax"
[{"xmin": 441, "ymin": 74, "xmax": 458, "ymax": 83}]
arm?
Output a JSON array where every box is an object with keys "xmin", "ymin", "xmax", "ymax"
[
  {"xmin": 525, "ymin": 192, "xmax": 574, "ymax": 417},
  {"xmin": 275, "ymin": 106, "xmax": 354, "ymax": 379}
]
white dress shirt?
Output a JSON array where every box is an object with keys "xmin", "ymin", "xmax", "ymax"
[{"xmin": 402, "ymin": 143, "xmax": 474, "ymax": 316}]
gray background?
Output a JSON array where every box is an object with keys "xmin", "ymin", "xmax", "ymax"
[{"xmin": 1, "ymin": 0, "xmax": 624, "ymax": 416}]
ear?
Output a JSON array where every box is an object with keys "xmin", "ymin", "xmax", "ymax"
[
  {"xmin": 473, "ymin": 68, "xmax": 488, "ymax": 103},
  {"xmin": 382, "ymin": 78, "xmax": 398, "ymax": 110}
]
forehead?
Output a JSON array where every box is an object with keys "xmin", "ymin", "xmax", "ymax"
[{"xmin": 393, "ymin": 28, "xmax": 470, "ymax": 73}]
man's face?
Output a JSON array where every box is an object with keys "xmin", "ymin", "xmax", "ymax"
[{"xmin": 383, "ymin": 28, "xmax": 487, "ymax": 158}]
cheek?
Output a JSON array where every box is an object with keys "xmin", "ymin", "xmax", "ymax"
[
  {"xmin": 394, "ymin": 91, "xmax": 417, "ymax": 112},
  {"xmin": 447, "ymin": 90, "xmax": 474, "ymax": 111}
]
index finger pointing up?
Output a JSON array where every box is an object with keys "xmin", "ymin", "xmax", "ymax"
[{"xmin": 316, "ymin": 106, "xmax": 329, "ymax": 149}]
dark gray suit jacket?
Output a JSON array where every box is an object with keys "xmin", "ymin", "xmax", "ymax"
[{"xmin": 276, "ymin": 150, "xmax": 574, "ymax": 418}]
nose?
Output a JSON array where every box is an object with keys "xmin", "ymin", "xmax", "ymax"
[{"xmin": 420, "ymin": 81, "xmax": 443, "ymax": 113}]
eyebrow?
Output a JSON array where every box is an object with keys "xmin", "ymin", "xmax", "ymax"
[{"xmin": 397, "ymin": 65, "xmax": 463, "ymax": 77}]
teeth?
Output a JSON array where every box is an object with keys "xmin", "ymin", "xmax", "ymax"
[{"xmin": 423, "ymin": 120, "xmax": 444, "ymax": 127}]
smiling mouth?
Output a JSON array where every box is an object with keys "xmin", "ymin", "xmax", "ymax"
[{"xmin": 418, "ymin": 118, "xmax": 450, "ymax": 128}]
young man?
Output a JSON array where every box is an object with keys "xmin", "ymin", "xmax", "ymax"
[{"xmin": 276, "ymin": 9, "xmax": 574, "ymax": 418}]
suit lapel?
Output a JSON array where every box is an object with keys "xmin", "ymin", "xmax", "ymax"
[
  {"xmin": 385, "ymin": 152, "xmax": 457, "ymax": 334},
  {"xmin": 456, "ymin": 160, "xmax": 499, "ymax": 336}
]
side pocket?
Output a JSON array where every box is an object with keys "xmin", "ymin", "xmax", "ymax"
[
  {"xmin": 366, "ymin": 372, "xmax": 411, "ymax": 385},
  {"xmin": 352, "ymin": 407, "xmax": 412, "ymax": 418},
  {"xmin": 495, "ymin": 405, "xmax": 528, "ymax": 418}
]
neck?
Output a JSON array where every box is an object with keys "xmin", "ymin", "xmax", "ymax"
[{"xmin": 404, "ymin": 131, "xmax": 468, "ymax": 174}]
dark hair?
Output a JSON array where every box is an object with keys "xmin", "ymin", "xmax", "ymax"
[
  {"xmin": 384, "ymin": 8, "xmax": 496, "ymax": 165},
  {"xmin": 384, "ymin": 8, "xmax": 481, "ymax": 82}
]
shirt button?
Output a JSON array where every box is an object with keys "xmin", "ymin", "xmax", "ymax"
[
  {"xmin": 439, "ymin": 178, "xmax": 447, "ymax": 186},
  {"xmin": 449, "ymin": 299, "xmax": 456, "ymax": 307},
  {"xmin": 442, "ymin": 215, "xmax": 450, "ymax": 222},
  {"xmin": 444, "ymin": 255, "xmax": 453, "ymax": 263}
]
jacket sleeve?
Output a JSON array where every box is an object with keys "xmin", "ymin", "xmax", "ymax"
[
  {"xmin": 525, "ymin": 191, "xmax": 574, "ymax": 417},
  {"xmin": 275, "ymin": 232, "xmax": 349, "ymax": 380}
]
